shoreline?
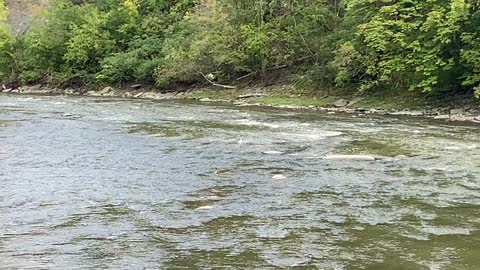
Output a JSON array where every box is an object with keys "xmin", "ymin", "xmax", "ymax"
[{"xmin": 2, "ymin": 84, "xmax": 480, "ymax": 124}]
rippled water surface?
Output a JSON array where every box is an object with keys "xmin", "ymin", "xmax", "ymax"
[{"xmin": 1, "ymin": 95, "xmax": 479, "ymax": 269}]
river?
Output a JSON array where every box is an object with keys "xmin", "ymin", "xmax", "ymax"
[{"xmin": 0, "ymin": 94, "xmax": 479, "ymax": 269}]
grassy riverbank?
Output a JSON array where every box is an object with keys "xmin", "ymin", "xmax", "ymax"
[{"xmin": 179, "ymin": 85, "xmax": 480, "ymax": 113}]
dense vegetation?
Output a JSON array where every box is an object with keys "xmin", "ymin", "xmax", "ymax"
[{"xmin": 1, "ymin": 0, "xmax": 480, "ymax": 97}]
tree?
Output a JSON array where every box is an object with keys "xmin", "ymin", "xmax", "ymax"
[
  {"xmin": 155, "ymin": 0, "xmax": 339, "ymax": 87},
  {"xmin": 460, "ymin": 2, "xmax": 480, "ymax": 97},
  {"xmin": 0, "ymin": 0, "xmax": 12, "ymax": 80},
  {"xmin": 334, "ymin": 0, "xmax": 470, "ymax": 93}
]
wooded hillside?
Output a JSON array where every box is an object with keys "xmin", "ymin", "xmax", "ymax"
[{"xmin": 1, "ymin": 0, "xmax": 480, "ymax": 99}]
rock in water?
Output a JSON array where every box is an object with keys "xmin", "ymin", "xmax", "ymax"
[
  {"xmin": 196, "ymin": 205, "xmax": 214, "ymax": 210},
  {"xmin": 324, "ymin": 155, "xmax": 376, "ymax": 161},
  {"xmin": 272, "ymin": 174, "xmax": 287, "ymax": 180},
  {"xmin": 334, "ymin": 99, "xmax": 348, "ymax": 108},
  {"xmin": 262, "ymin": 151, "xmax": 284, "ymax": 155}
]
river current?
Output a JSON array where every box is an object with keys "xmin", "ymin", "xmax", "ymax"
[{"xmin": 0, "ymin": 95, "xmax": 479, "ymax": 269}]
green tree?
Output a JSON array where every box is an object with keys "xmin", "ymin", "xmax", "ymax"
[
  {"xmin": 155, "ymin": 0, "xmax": 339, "ymax": 87},
  {"xmin": 0, "ymin": 0, "xmax": 12, "ymax": 80},
  {"xmin": 460, "ymin": 2, "xmax": 480, "ymax": 97},
  {"xmin": 63, "ymin": 7, "xmax": 115, "ymax": 79},
  {"xmin": 97, "ymin": 0, "xmax": 196, "ymax": 83},
  {"xmin": 4, "ymin": 0, "xmax": 480, "ymax": 100},
  {"xmin": 334, "ymin": 0, "xmax": 470, "ymax": 93}
]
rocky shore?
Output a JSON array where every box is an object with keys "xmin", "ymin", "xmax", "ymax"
[{"xmin": 2, "ymin": 84, "xmax": 480, "ymax": 124}]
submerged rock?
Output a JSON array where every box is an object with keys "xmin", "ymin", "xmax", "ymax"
[
  {"xmin": 272, "ymin": 174, "xmax": 288, "ymax": 180},
  {"xmin": 262, "ymin": 151, "xmax": 284, "ymax": 155},
  {"xmin": 324, "ymin": 154, "xmax": 376, "ymax": 161},
  {"xmin": 61, "ymin": 113, "xmax": 81, "ymax": 119},
  {"xmin": 196, "ymin": 205, "xmax": 214, "ymax": 210}
]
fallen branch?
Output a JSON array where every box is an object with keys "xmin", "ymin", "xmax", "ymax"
[{"xmin": 198, "ymin": 71, "xmax": 236, "ymax": 89}]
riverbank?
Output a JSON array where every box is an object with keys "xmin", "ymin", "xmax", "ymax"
[{"xmin": 2, "ymin": 84, "xmax": 480, "ymax": 123}]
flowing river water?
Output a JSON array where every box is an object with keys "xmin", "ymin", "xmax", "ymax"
[{"xmin": 0, "ymin": 94, "xmax": 479, "ymax": 269}]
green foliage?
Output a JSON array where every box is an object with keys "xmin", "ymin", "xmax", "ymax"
[
  {"xmin": 96, "ymin": 0, "xmax": 195, "ymax": 84},
  {"xmin": 334, "ymin": 0, "xmax": 472, "ymax": 93},
  {"xmin": 99, "ymin": 36, "xmax": 164, "ymax": 82},
  {"xmin": 63, "ymin": 8, "xmax": 115, "ymax": 79},
  {"xmin": 460, "ymin": 4, "xmax": 480, "ymax": 95},
  {"xmin": 156, "ymin": 0, "xmax": 339, "ymax": 87},
  {"xmin": 1, "ymin": 0, "xmax": 480, "ymax": 99},
  {"xmin": 12, "ymin": 0, "xmax": 109, "ymax": 83},
  {"xmin": 0, "ymin": 0, "xmax": 12, "ymax": 80},
  {"xmin": 5, "ymin": 0, "xmax": 161, "ymax": 84}
]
